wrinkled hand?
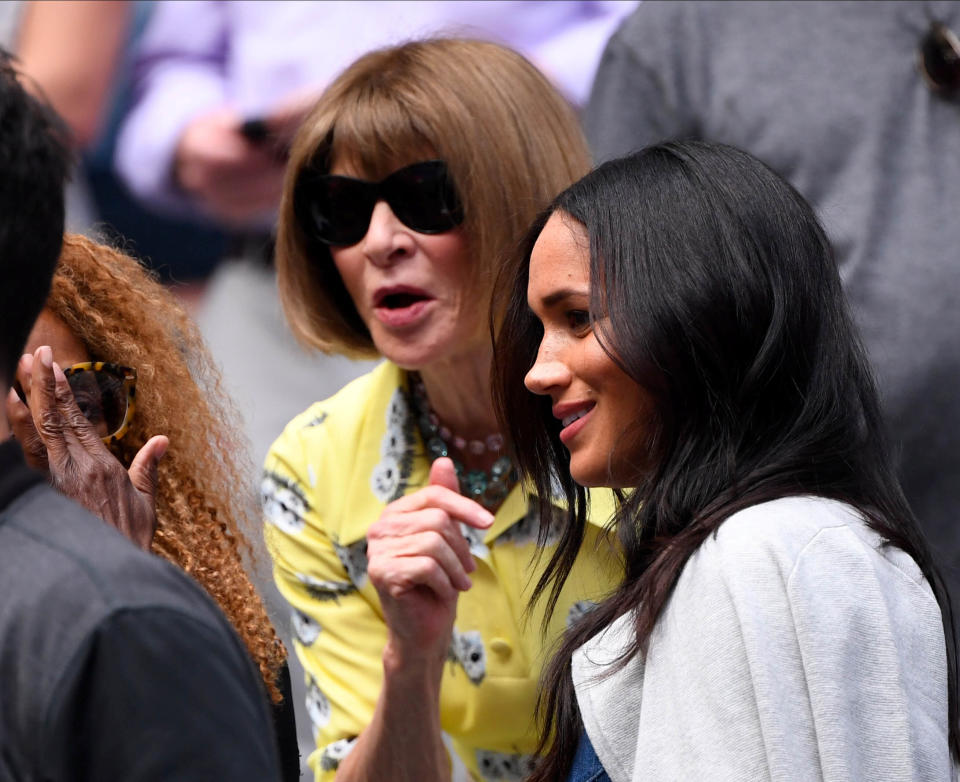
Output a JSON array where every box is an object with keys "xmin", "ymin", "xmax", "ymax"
[
  {"xmin": 367, "ymin": 457, "xmax": 494, "ymax": 666},
  {"xmin": 174, "ymin": 107, "xmax": 287, "ymax": 224},
  {"xmin": 6, "ymin": 347, "xmax": 168, "ymax": 550}
]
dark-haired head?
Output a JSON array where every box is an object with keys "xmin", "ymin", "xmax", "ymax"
[
  {"xmin": 0, "ymin": 49, "xmax": 71, "ymax": 386},
  {"xmin": 492, "ymin": 140, "xmax": 958, "ymax": 777}
]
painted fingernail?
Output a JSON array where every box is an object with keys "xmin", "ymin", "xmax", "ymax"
[
  {"xmin": 38, "ymin": 346, "xmax": 52, "ymax": 368},
  {"xmin": 52, "ymin": 362, "xmax": 66, "ymax": 382}
]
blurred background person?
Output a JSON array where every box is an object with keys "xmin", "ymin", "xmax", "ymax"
[
  {"xmin": 15, "ymin": 1, "xmax": 128, "ymax": 155},
  {"xmin": 8, "ymin": 234, "xmax": 300, "ymax": 779},
  {"xmin": 586, "ymin": 0, "xmax": 960, "ymax": 624},
  {"xmin": 264, "ymin": 38, "xmax": 620, "ymax": 781},
  {"xmin": 12, "ymin": 0, "xmax": 131, "ymax": 232},
  {"xmin": 11, "ymin": 1, "xmax": 230, "ymax": 291}
]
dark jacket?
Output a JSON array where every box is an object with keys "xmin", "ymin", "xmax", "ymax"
[{"xmin": 0, "ymin": 439, "xmax": 281, "ymax": 781}]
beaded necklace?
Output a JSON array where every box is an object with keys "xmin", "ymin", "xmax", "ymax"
[{"xmin": 408, "ymin": 373, "xmax": 516, "ymax": 509}]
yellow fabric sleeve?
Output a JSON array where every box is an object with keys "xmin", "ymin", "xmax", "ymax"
[{"xmin": 264, "ymin": 410, "xmax": 388, "ymax": 781}]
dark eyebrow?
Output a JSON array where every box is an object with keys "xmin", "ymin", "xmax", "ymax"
[{"xmin": 539, "ymin": 287, "xmax": 590, "ymax": 308}]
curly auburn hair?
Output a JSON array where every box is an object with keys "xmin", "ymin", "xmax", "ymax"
[{"xmin": 46, "ymin": 234, "xmax": 285, "ymax": 701}]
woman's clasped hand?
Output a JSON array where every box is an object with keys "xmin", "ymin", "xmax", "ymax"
[{"xmin": 368, "ymin": 457, "xmax": 493, "ymax": 658}]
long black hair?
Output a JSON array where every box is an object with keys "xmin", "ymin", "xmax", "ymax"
[{"xmin": 491, "ymin": 141, "xmax": 959, "ymax": 779}]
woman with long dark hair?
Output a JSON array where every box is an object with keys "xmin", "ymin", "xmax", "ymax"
[{"xmin": 493, "ymin": 141, "xmax": 958, "ymax": 781}]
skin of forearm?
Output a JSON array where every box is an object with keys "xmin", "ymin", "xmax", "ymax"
[{"xmin": 334, "ymin": 640, "xmax": 451, "ymax": 782}]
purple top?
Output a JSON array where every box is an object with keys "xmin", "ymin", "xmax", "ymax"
[{"xmin": 114, "ymin": 0, "xmax": 637, "ymax": 219}]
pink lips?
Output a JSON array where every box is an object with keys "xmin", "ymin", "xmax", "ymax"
[
  {"xmin": 372, "ymin": 285, "xmax": 434, "ymax": 329},
  {"xmin": 554, "ymin": 402, "xmax": 595, "ymax": 445}
]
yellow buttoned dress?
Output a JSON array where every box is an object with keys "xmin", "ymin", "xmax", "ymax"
[{"xmin": 263, "ymin": 361, "xmax": 620, "ymax": 781}]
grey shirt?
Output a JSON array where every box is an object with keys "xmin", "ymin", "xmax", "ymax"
[
  {"xmin": 572, "ymin": 496, "xmax": 953, "ymax": 781},
  {"xmin": 0, "ymin": 440, "xmax": 281, "ymax": 781},
  {"xmin": 586, "ymin": 1, "xmax": 960, "ymax": 601}
]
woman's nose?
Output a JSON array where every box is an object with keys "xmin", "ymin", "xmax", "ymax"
[
  {"xmin": 361, "ymin": 200, "xmax": 414, "ymax": 267},
  {"xmin": 524, "ymin": 340, "xmax": 571, "ymax": 396}
]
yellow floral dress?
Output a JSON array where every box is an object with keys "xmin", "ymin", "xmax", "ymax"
[{"xmin": 263, "ymin": 361, "xmax": 620, "ymax": 781}]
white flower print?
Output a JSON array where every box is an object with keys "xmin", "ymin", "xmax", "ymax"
[
  {"xmin": 459, "ymin": 522, "xmax": 490, "ymax": 559},
  {"xmin": 386, "ymin": 389, "xmax": 410, "ymax": 428},
  {"xmin": 261, "ymin": 470, "xmax": 309, "ymax": 535},
  {"xmin": 475, "ymin": 749, "xmax": 537, "ymax": 781},
  {"xmin": 295, "ymin": 572, "xmax": 356, "ymax": 603},
  {"xmin": 371, "ymin": 387, "xmax": 415, "ymax": 502},
  {"xmin": 301, "ymin": 411, "xmax": 328, "ymax": 429},
  {"xmin": 291, "ymin": 608, "xmax": 321, "ymax": 646},
  {"xmin": 333, "ymin": 538, "xmax": 369, "ymax": 587},
  {"xmin": 447, "ymin": 628, "xmax": 486, "ymax": 685},
  {"xmin": 306, "ymin": 677, "xmax": 331, "ymax": 732},
  {"xmin": 498, "ymin": 500, "xmax": 563, "ymax": 548},
  {"xmin": 371, "ymin": 458, "xmax": 401, "ymax": 502},
  {"xmin": 319, "ymin": 737, "xmax": 358, "ymax": 771}
]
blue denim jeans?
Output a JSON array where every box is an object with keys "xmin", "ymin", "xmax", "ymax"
[{"xmin": 565, "ymin": 729, "xmax": 612, "ymax": 782}]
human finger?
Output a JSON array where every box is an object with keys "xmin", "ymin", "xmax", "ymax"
[
  {"xmin": 429, "ymin": 457, "xmax": 459, "ymax": 492},
  {"xmin": 381, "ymin": 529, "xmax": 474, "ymax": 591},
  {"xmin": 390, "ymin": 484, "xmax": 494, "ymax": 530},
  {"xmin": 27, "ymin": 346, "xmax": 71, "ymax": 464},
  {"xmin": 15, "ymin": 352, "xmax": 35, "ymax": 396},
  {"xmin": 371, "ymin": 506, "xmax": 476, "ymax": 574},
  {"xmin": 371, "ymin": 554, "xmax": 459, "ymax": 604},
  {"xmin": 50, "ymin": 360, "xmax": 109, "ymax": 452},
  {"xmin": 5, "ymin": 386, "xmax": 49, "ymax": 471},
  {"xmin": 128, "ymin": 435, "xmax": 169, "ymax": 505},
  {"xmin": 49, "ymin": 399, "xmax": 160, "ymax": 551}
]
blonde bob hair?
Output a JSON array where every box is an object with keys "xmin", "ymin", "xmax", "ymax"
[{"xmin": 276, "ymin": 37, "xmax": 592, "ymax": 358}]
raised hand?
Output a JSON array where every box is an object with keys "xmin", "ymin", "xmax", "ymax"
[
  {"xmin": 174, "ymin": 107, "xmax": 287, "ymax": 224},
  {"xmin": 366, "ymin": 457, "xmax": 493, "ymax": 667},
  {"xmin": 7, "ymin": 346, "xmax": 167, "ymax": 550}
]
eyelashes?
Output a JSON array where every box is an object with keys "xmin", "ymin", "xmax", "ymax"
[{"xmin": 566, "ymin": 310, "xmax": 591, "ymax": 334}]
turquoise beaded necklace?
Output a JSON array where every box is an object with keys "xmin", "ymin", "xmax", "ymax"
[{"xmin": 408, "ymin": 373, "xmax": 516, "ymax": 509}]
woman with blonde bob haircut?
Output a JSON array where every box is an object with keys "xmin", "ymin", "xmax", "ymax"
[
  {"xmin": 276, "ymin": 37, "xmax": 591, "ymax": 356},
  {"xmin": 264, "ymin": 38, "xmax": 619, "ymax": 781}
]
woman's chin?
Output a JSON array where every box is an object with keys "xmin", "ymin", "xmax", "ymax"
[
  {"xmin": 374, "ymin": 333, "xmax": 486, "ymax": 374},
  {"xmin": 568, "ymin": 462, "xmax": 610, "ymax": 489},
  {"xmin": 570, "ymin": 460, "xmax": 637, "ymax": 490}
]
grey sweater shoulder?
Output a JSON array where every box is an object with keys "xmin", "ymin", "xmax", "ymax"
[{"xmin": 572, "ymin": 496, "xmax": 954, "ymax": 782}]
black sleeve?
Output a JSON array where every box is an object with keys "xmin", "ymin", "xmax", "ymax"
[
  {"xmin": 42, "ymin": 607, "xmax": 282, "ymax": 782},
  {"xmin": 271, "ymin": 661, "xmax": 303, "ymax": 782}
]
